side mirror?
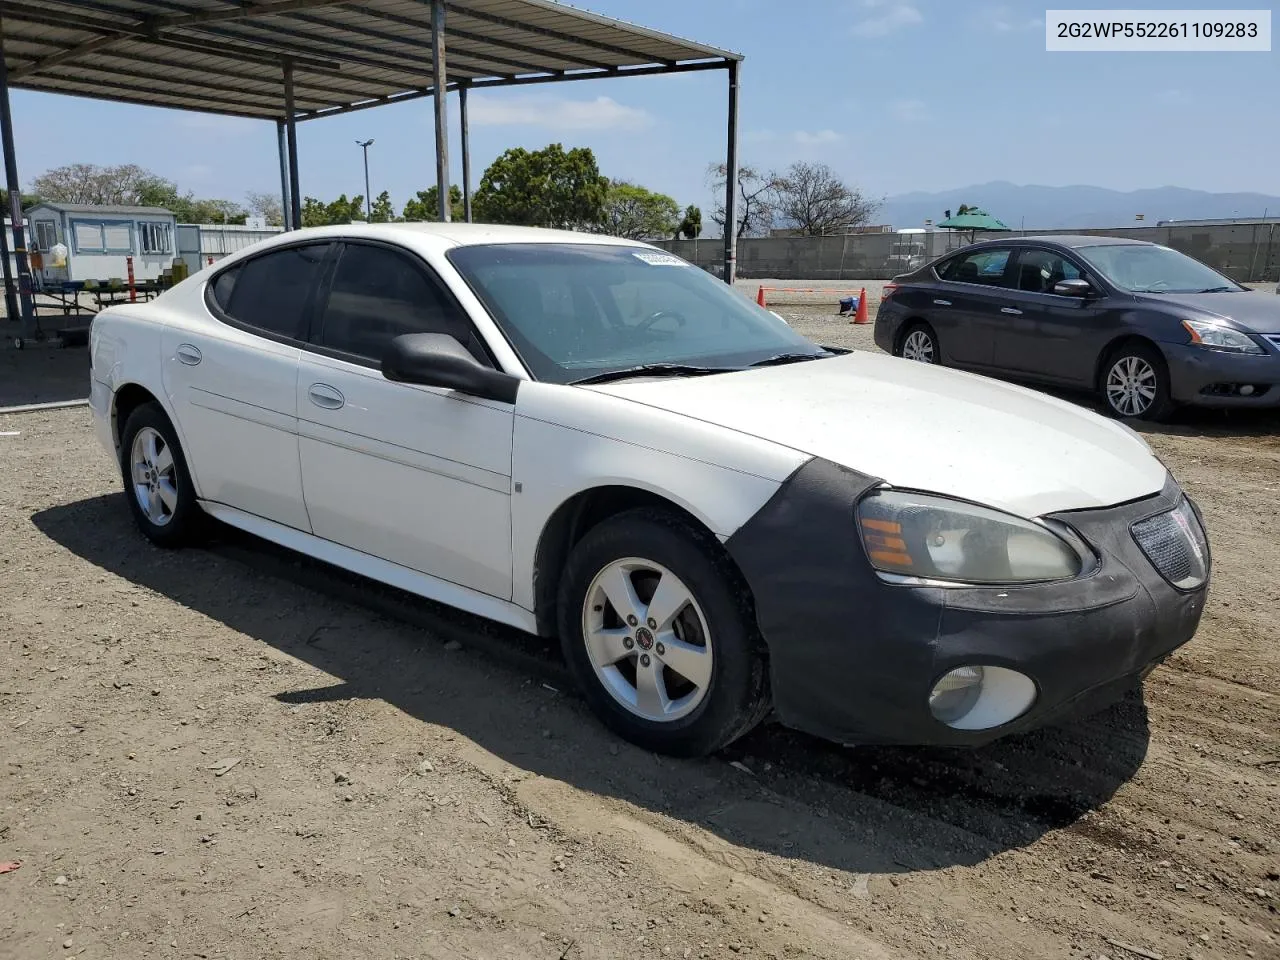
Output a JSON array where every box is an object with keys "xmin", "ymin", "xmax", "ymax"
[
  {"xmin": 1053, "ymin": 278, "xmax": 1093, "ymax": 297},
  {"xmin": 382, "ymin": 333, "xmax": 519, "ymax": 404}
]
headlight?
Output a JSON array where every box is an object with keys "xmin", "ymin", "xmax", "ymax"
[
  {"xmin": 1182, "ymin": 319, "xmax": 1264, "ymax": 355},
  {"xmin": 857, "ymin": 490, "xmax": 1088, "ymax": 585}
]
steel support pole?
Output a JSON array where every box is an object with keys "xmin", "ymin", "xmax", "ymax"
[
  {"xmin": 723, "ymin": 61, "xmax": 739, "ymax": 285},
  {"xmin": 459, "ymin": 82, "xmax": 472, "ymax": 222},
  {"xmin": 276, "ymin": 119, "xmax": 292, "ymax": 231},
  {"xmin": 0, "ymin": 168, "xmax": 15, "ymax": 327},
  {"xmin": 283, "ymin": 59, "xmax": 301, "ymax": 230},
  {"xmin": 0, "ymin": 19, "xmax": 35, "ymax": 338},
  {"xmin": 431, "ymin": 0, "xmax": 451, "ymax": 222}
]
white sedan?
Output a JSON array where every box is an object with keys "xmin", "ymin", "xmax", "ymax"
[{"xmin": 90, "ymin": 223, "xmax": 1210, "ymax": 756}]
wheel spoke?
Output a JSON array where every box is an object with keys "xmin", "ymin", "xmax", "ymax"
[
  {"xmin": 156, "ymin": 479, "xmax": 178, "ymax": 512},
  {"xmin": 143, "ymin": 430, "xmax": 161, "ymax": 466},
  {"xmin": 152, "ymin": 443, "xmax": 174, "ymax": 475},
  {"xmin": 146, "ymin": 488, "xmax": 164, "ymax": 520},
  {"xmin": 596, "ymin": 564, "xmax": 643, "ymax": 623},
  {"xmin": 656, "ymin": 632, "xmax": 711, "ymax": 689},
  {"xmin": 644, "ymin": 571, "xmax": 691, "ymax": 632},
  {"xmin": 585, "ymin": 625, "xmax": 632, "ymax": 667},
  {"xmin": 132, "ymin": 461, "xmax": 149, "ymax": 484},
  {"xmin": 634, "ymin": 658, "xmax": 670, "ymax": 717}
]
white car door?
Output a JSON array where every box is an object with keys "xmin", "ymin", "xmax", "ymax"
[
  {"xmin": 161, "ymin": 242, "xmax": 331, "ymax": 531},
  {"xmin": 294, "ymin": 240, "xmax": 515, "ymax": 600}
]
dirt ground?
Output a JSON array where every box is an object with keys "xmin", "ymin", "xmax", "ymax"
[{"xmin": 2, "ymin": 320, "xmax": 1279, "ymax": 960}]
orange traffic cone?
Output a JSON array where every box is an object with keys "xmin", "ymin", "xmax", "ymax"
[
  {"xmin": 756, "ymin": 285, "xmax": 766, "ymax": 307},
  {"xmin": 852, "ymin": 287, "xmax": 870, "ymax": 324}
]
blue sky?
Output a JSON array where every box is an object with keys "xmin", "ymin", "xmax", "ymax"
[{"xmin": 10, "ymin": 0, "xmax": 1279, "ymax": 216}]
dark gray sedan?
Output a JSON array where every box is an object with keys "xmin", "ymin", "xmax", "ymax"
[{"xmin": 873, "ymin": 235, "xmax": 1280, "ymax": 420}]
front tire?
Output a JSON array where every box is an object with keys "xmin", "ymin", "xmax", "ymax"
[
  {"xmin": 557, "ymin": 509, "xmax": 770, "ymax": 757},
  {"xmin": 1101, "ymin": 343, "xmax": 1175, "ymax": 421},
  {"xmin": 896, "ymin": 322, "xmax": 939, "ymax": 364},
  {"xmin": 118, "ymin": 401, "xmax": 202, "ymax": 547}
]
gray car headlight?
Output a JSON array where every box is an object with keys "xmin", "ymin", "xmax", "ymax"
[
  {"xmin": 857, "ymin": 490, "xmax": 1089, "ymax": 585},
  {"xmin": 1182, "ymin": 319, "xmax": 1264, "ymax": 355}
]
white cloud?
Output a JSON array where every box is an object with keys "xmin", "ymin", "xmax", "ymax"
[
  {"xmin": 890, "ymin": 98, "xmax": 930, "ymax": 122},
  {"xmin": 793, "ymin": 129, "xmax": 843, "ymax": 145},
  {"xmin": 984, "ymin": 5, "xmax": 1043, "ymax": 31},
  {"xmin": 852, "ymin": 0, "xmax": 923, "ymax": 37},
  {"xmin": 468, "ymin": 95, "xmax": 652, "ymax": 131}
]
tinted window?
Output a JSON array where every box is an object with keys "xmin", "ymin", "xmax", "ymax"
[
  {"xmin": 211, "ymin": 266, "xmax": 240, "ymax": 311},
  {"xmin": 315, "ymin": 244, "xmax": 481, "ymax": 362},
  {"xmin": 1012, "ymin": 248, "xmax": 1083, "ymax": 293},
  {"xmin": 939, "ymin": 248, "xmax": 1012, "ymax": 287},
  {"xmin": 448, "ymin": 243, "xmax": 825, "ymax": 385},
  {"xmin": 222, "ymin": 244, "xmax": 329, "ymax": 339}
]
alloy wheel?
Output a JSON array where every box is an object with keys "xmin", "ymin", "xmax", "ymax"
[
  {"xmin": 902, "ymin": 329, "xmax": 936, "ymax": 363},
  {"xmin": 130, "ymin": 426, "xmax": 179, "ymax": 526},
  {"xmin": 581, "ymin": 558, "xmax": 713, "ymax": 723},
  {"xmin": 1106, "ymin": 356, "xmax": 1158, "ymax": 417}
]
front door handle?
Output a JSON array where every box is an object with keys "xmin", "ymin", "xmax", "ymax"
[
  {"xmin": 932, "ymin": 299, "xmax": 952, "ymax": 306},
  {"xmin": 1000, "ymin": 307, "xmax": 1023, "ymax": 315},
  {"xmin": 175, "ymin": 343, "xmax": 202, "ymax": 366},
  {"xmin": 308, "ymin": 383, "xmax": 345, "ymax": 410}
]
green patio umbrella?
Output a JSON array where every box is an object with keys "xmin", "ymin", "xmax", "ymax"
[{"xmin": 936, "ymin": 209, "xmax": 1010, "ymax": 244}]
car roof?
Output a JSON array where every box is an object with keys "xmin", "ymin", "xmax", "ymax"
[
  {"xmin": 956, "ymin": 234, "xmax": 1154, "ymax": 251},
  {"xmin": 263, "ymin": 221, "xmax": 648, "ymax": 249}
]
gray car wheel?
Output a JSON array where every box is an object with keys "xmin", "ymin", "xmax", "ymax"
[
  {"xmin": 1101, "ymin": 343, "xmax": 1175, "ymax": 422},
  {"xmin": 897, "ymin": 323, "xmax": 939, "ymax": 364}
]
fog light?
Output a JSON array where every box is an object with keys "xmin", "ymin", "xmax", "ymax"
[
  {"xmin": 928, "ymin": 665, "xmax": 1038, "ymax": 730},
  {"xmin": 929, "ymin": 666, "xmax": 984, "ymax": 724}
]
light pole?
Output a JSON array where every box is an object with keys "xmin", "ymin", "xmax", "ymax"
[{"xmin": 356, "ymin": 139, "xmax": 374, "ymax": 220}]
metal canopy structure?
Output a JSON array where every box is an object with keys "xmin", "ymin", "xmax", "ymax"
[{"xmin": 0, "ymin": 0, "xmax": 743, "ymax": 339}]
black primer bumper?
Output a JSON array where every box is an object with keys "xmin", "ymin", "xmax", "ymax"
[{"xmin": 724, "ymin": 459, "xmax": 1208, "ymax": 747}]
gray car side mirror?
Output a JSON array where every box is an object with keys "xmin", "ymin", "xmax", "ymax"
[{"xmin": 1053, "ymin": 278, "xmax": 1093, "ymax": 297}]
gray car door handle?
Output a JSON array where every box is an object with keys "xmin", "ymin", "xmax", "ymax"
[
  {"xmin": 175, "ymin": 343, "xmax": 202, "ymax": 366},
  {"xmin": 307, "ymin": 383, "xmax": 345, "ymax": 410},
  {"xmin": 1000, "ymin": 307, "xmax": 1023, "ymax": 315},
  {"xmin": 932, "ymin": 299, "xmax": 952, "ymax": 306}
]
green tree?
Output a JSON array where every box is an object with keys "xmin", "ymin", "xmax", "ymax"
[
  {"xmin": 473, "ymin": 143, "xmax": 606, "ymax": 230},
  {"xmin": 244, "ymin": 191, "xmax": 284, "ymax": 227},
  {"xmin": 370, "ymin": 190, "xmax": 395, "ymax": 223},
  {"xmin": 676, "ymin": 204, "xmax": 702, "ymax": 239},
  {"xmin": 598, "ymin": 180, "xmax": 680, "ymax": 240},
  {"xmin": 403, "ymin": 185, "xmax": 463, "ymax": 221},
  {"xmin": 300, "ymin": 197, "xmax": 328, "ymax": 228}
]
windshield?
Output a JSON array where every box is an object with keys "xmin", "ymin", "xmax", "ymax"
[
  {"xmin": 1079, "ymin": 244, "xmax": 1242, "ymax": 294},
  {"xmin": 447, "ymin": 243, "xmax": 826, "ymax": 384}
]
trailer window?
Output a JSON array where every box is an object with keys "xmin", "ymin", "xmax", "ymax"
[
  {"xmin": 33, "ymin": 221, "xmax": 57, "ymax": 252},
  {"xmin": 139, "ymin": 222, "xmax": 172, "ymax": 255}
]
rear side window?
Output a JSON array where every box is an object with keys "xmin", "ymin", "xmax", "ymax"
[
  {"xmin": 213, "ymin": 244, "xmax": 330, "ymax": 340},
  {"xmin": 938, "ymin": 248, "xmax": 1012, "ymax": 287}
]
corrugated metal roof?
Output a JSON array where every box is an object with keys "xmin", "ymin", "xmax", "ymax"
[
  {"xmin": 1, "ymin": 0, "xmax": 740, "ymax": 121},
  {"xmin": 28, "ymin": 202, "xmax": 175, "ymax": 215}
]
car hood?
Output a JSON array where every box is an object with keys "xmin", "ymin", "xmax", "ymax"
[
  {"xmin": 1146, "ymin": 290, "xmax": 1280, "ymax": 333},
  {"xmin": 590, "ymin": 353, "xmax": 1168, "ymax": 517}
]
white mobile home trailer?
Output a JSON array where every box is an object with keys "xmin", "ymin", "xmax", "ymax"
[{"xmin": 24, "ymin": 202, "xmax": 177, "ymax": 287}]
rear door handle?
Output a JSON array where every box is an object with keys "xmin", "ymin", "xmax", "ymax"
[
  {"xmin": 308, "ymin": 383, "xmax": 345, "ymax": 410},
  {"xmin": 1000, "ymin": 307, "xmax": 1023, "ymax": 315},
  {"xmin": 932, "ymin": 299, "xmax": 952, "ymax": 306},
  {"xmin": 175, "ymin": 343, "xmax": 202, "ymax": 366}
]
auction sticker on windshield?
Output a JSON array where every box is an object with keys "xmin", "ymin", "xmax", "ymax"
[{"xmin": 632, "ymin": 251, "xmax": 688, "ymax": 267}]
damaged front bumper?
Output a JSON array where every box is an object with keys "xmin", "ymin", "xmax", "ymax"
[{"xmin": 725, "ymin": 459, "xmax": 1209, "ymax": 747}]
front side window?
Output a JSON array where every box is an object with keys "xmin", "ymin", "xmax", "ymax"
[
  {"xmin": 314, "ymin": 243, "xmax": 483, "ymax": 363},
  {"xmin": 1078, "ymin": 244, "xmax": 1241, "ymax": 294},
  {"xmin": 213, "ymin": 243, "xmax": 329, "ymax": 340},
  {"xmin": 1012, "ymin": 248, "xmax": 1083, "ymax": 293},
  {"xmin": 447, "ymin": 243, "xmax": 825, "ymax": 384},
  {"xmin": 938, "ymin": 248, "xmax": 1012, "ymax": 287}
]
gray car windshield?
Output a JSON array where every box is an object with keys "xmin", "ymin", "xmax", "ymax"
[
  {"xmin": 1080, "ymin": 244, "xmax": 1242, "ymax": 294},
  {"xmin": 447, "ymin": 243, "xmax": 827, "ymax": 384}
]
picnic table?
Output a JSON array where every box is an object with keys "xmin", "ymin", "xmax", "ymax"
[{"xmin": 15, "ymin": 279, "xmax": 163, "ymax": 315}]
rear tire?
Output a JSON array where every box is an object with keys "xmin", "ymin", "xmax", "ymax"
[
  {"xmin": 118, "ymin": 401, "xmax": 203, "ymax": 547},
  {"xmin": 557, "ymin": 508, "xmax": 770, "ymax": 757},
  {"xmin": 896, "ymin": 322, "xmax": 939, "ymax": 364},
  {"xmin": 1100, "ymin": 342, "xmax": 1176, "ymax": 422}
]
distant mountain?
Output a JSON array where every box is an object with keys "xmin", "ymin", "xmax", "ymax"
[{"xmin": 879, "ymin": 181, "xmax": 1280, "ymax": 230}]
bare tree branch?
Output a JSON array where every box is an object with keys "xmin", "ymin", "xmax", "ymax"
[{"xmin": 772, "ymin": 162, "xmax": 880, "ymax": 236}]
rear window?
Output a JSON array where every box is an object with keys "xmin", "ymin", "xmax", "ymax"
[{"xmin": 211, "ymin": 243, "xmax": 330, "ymax": 340}]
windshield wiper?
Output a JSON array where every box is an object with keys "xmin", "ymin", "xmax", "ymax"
[
  {"xmin": 1196, "ymin": 286, "xmax": 1237, "ymax": 293},
  {"xmin": 571, "ymin": 363, "xmax": 734, "ymax": 386},
  {"xmin": 747, "ymin": 351, "xmax": 832, "ymax": 368}
]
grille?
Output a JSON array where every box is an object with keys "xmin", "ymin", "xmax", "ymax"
[{"xmin": 1132, "ymin": 499, "xmax": 1209, "ymax": 589}]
